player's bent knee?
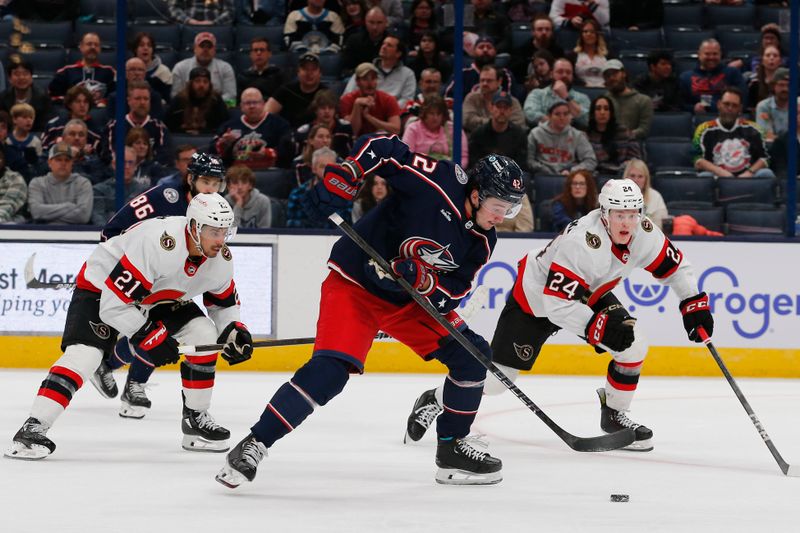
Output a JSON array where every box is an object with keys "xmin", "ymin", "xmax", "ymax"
[
  {"xmin": 483, "ymin": 363, "xmax": 518, "ymax": 396},
  {"xmin": 61, "ymin": 343, "xmax": 105, "ymax": 381},
  {"xmin": 614, "ymin": 324, "xmax": 649, "ymax": 363},
  {"xmin": 292, "ymin": 356, "xmax": 351, "ymax": 406},
  {"xmin": 434, "ymin": 328, "xmax": 489, "ymax": 383},
  {"xmin": 178, "ymin": 317, "xmax": 218, "ymax": 348}
]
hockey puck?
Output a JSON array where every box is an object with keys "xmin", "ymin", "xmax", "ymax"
[{"xmin": 610, "ymin": 494, "xmax": 629, "ymax": 502}]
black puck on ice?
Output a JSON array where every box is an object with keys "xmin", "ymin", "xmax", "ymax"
[{"xmin": 610, "ymin": 494, "xmax": 629, "ymax": 502}]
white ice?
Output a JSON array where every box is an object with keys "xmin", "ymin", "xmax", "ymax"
[{"xmin": 1, "ymin": 370, "xmax": 799, "ymax": 533}]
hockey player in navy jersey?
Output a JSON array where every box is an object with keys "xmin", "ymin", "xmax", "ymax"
[
  {"xmin": 6, "ymin": 193, "xmax": 253, "ymax": 460},
  {"xmin": 90, "ymin": 153, "xmax": 227, "ymax": 420},
  {"xmin": 405, "ymin": 179, "xmax": 714, "ymax": 452},
  {"xmin": 216, "ymin": 135, "xmax": 526, "ymax": 488}
]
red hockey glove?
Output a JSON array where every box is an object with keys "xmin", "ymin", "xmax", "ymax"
[
  {"xmin": 585, "ymin": 307, "xmax": 635, "ymax": 353},
  {"xmin": 131, "ymin": 321, "xmax": 179, "ymax": 368},
  {"xmin": 679, "ymin": 292, "xmax": 713, "ymax": 342},
  {"xmin": 391, "ymin": 258, "xmax": 437, "ymax": 295},
  {"xmin": 217, "ymin": 321, "xmax": 253, "ymax": 365},
  {"xmin": 322, "ymin": 163, "xmax": 360, "ymax": 201}
]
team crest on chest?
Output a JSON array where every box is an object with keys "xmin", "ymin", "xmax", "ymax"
[
  {"xmin": 399, "ymin": 237, "xmax": 459, "ymax": 272},
  {"xmin": 163, "ymin": 188, "xmax": 179, "ymax": 204},
  {"xmin": 221, "ymin": 245, "xmax": 232, "ymax": 261},
  {"xmin": 585, "ymin": 231, "xmax": 601, "ymax": 249},
  {"xmin": 454, "ymin": 164, "xmax": 468, "ymax": 185},
  {"xmin": 641, "ymin": 218, "xmax": 653, "ymax": 232},
  {"xmin": 160, "ymin": 231, "xmax": 176, "ymax": 250}
]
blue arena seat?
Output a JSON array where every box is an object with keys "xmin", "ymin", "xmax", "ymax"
[
  {"xmin": 652, "ymin": 175, "xmax": 715, "ymax": 205},
  {"xmin": 12, "ymin": 21, "xmax": 73, "ymax": 47},
  {"xmin": 133, "ymin": 0, "xmax": 171, "ymax": 23},
  {"xmin": 717, "ymin": 30, "xmax": 761, "ymax": 58},
  {"xmin": 511, "ymin": 24, "xmax": 531, "ymax": 51},
  {"xmin": 756, "ymin": 5, "xmax": 788, "ymax": 27},
  {"xmin": 318, "ymin": 53, "xmax": 343, "ymax": 78},
  {"xmin": 255, "ymin": 168, "xmax": 294, "ymax": 200},
  {"xmin": 725, "ymin": 204, "xmax": 785, "ymax": 235},
  {"xmin": 645, "ymin": 139, "xmax": 694, "ymax": 170},
  {"xmin": 532, "ymin": 175, "xmax": 566, "ymax": 206},
  {"xmin": 133, "ymin": 23, "xmax": 180, "ymax": 51},
  {"xmin": 610, "ymin": 29, "xmax": 663, "ymax": 53},
  {"xmin": 170, "ymin": 133, "xmax": 215, "ymax": 152},
  {"xmin": 665, "ymin": 29, "xmax": 714, "ymax": 52},
  {"xmin": 235, "ymin": 24, "xmax": 283, "ymax": 51},
  {"xmin": 716, "ymin": 177, "xmax": 777, "ymax": 206},
  {"xmin": 668, "ymin": 201, "xmax": 725, "ymax": 233},
  {"xmin": 649, "ymin": 112, "xmax": 693, "ymax": 139},
  {"xmin": 31, "ymin": 74, "xmax": 54, "ymax": 92},
  {"xmin": 74, "ymin": 22, "xmax": 119, "ymax": 44},
  {"xmin": 705, "ymin": 4, "xmax": 757, "ymax": 29},
  {"xmin": 17, "ymin": 49, "xmax": 67, "ymax": 75},
  {"xmin": 620, "ymin": 57, "xmax": 648, "ymax": 82},
  {"xmin": 663, "ymin": 3, "xmax": 704, "ymax": 28},
  {"xmin": 80, "ymin": 0, "xmax": 124, "ymax": 21}
]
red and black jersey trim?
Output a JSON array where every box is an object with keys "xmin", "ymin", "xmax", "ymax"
[
  {"xmin": 645, "ymin": 239, "xmax": 683, "ymax": 279},
  {"xmin": 203, "ymin": 280, "xmax": 239, "ymax": 308},
  {"xmin": 105, "ymin": 254, "xmax": 153, "ymax": 304},
  {"xmin": 543, "ymin": 262, "xmax": 590, "ymax": 301}
]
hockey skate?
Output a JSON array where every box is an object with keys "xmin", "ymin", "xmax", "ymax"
[
  {"xmin": 182, "ymin": 404, "xmax": 230, "ymax": 452},
  {"xmin": 435, "ymin": 435, "xmax": 502, "ymax": 485},
  {"xmin": 89, "ymin": 361, "xmax": 118, "ymax": 399},
  {"xmin": 597, "ymin": 388, "xmax": 653, "ymax": 452},
  {"xmin": 119, "ymin": 378, "xmax": 151, "ymax": 419},
  {"xmin": 404, "ymin": 388, "xmax": 443, "ymax": 443},
  {"xmin": 4, "ymin": 417, "xmax": 56, "ymax": 460},
  {"xmin": 215, "ymin": 433, "xmax": 268, "ymax": 488}
]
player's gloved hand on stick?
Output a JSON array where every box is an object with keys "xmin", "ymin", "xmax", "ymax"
[
  {"xmin": 217, "ymin": 321, "xmax": 253, "ymax": 365},
  {"xmin": 391, "ymin": 257, "xmax": 436, "ymax": 294},
  {"xmin": 679, "ymin": 292, "xmax": 713, "ymax": 342},
  {"xmin": 585, "ymin": 307, "xmax": 635, "ymax": 353},
  {"xmin": 322, "ymin": 163, "xmax": 360, "ymax": 201},
  {"xmin": 131, "ymin": 321, "xmax": 179, "ymax": 367}
]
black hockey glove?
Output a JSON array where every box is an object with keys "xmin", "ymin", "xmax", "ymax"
[
  {"xmin": 131, "ymin": 321, "xmax": 179, "ymax": 368},
  {"xmin": 391, "ymin": 258, "xmax": 437, "ymax": 295},
  {"xmin": 217, "ymin": 321, "xmax": 253, "ymax": 365},
  {"xmin": 585, "ymin": 307, "xmax": 635, "ymax": 353},
  {"xmin": 680, "ymin": 292, "xmax": 713, "ymax": 342}
]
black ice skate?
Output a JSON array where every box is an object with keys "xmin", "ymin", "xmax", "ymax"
[
  {"xmin": 119, "ymin": 378, "xmax": 152, "ymax": 419},
  {"xmin": 182, "ymin": 403, "xmax": 230, "ymax": 453},
  {"xmin": 215, "ymin": 433, "xmax": 268, "ymax": 488},
  {"xmin": 89, "ymin": 361, "xmax": 118, "ymax": 399},
  {"xmin": 4, "ymin": 417, "xmax": 56, "ymax": 460},
  {"xmin": 404, "ymin": 388, "xmax": 443, "ymax": 443},
  {"xmin": 597, "ymin": 388, "xmax": 653, "ymax": 452},
  {"xmin": 435, "ymin": 436, "xmax": 503, "ymax": 485}
]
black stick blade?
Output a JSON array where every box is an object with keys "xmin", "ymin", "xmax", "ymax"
[{"xmin": 565, "ymin": 429, "xmax": 636, "ymax": 452}]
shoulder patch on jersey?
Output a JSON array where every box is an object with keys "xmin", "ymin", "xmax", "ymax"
[
  {"xmin": 585, "ymin": 231, "xmax": 601, "ymax": 249},
  {"xmin": 160, "ymin": 231, "xmax": 176, "ymax": 251},
  {"xmin": 89, "ymin": 321, "xmax": 112, "ymax": 340},
  {"xmin": 641, "ymin": 218, "xmax": 653, "ymax": 232},
  {"xmin": 455, "ymin": 164, "xmax": 468, "ymax": 185},
  {"xmin": 163, "ymin": 188, "xmax": 180, "ymax": 204},
  {"xmin": 221, "ymin": 245, "xmax": 232, "ymax": 261},
  {"xmin": 513, "ymin": 343, "xmax": 535, "ymax": 362}
]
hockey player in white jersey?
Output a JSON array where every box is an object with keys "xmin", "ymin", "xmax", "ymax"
[
  {"xmin": 5, "ymin": 193, "xmax": 254, "ymax": 460},
  {"xmin": 406, "ymin": 179, "xmax": 714, "ymax": 451}
]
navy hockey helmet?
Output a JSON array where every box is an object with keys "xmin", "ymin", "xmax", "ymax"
[
  {"xmin": 468, "ymin": 155, "xmax": 526, "ymax": 218},
  {"xmin": 188, "ymin": 152, "xmax": 227, "ymax": 192}
]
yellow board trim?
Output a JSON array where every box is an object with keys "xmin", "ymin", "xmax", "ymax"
[{"xmin": 2, "ymin": 336, "xmax": 798, "ymax": 378}]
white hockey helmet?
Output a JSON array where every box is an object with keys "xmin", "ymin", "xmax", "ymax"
[
  {"xmin": 598, "ymin": 178, "xmax": 644, "ymax": 223},
  {"xmin": 186, "ymin": 193, "xmax": 236, "ymax": 249}
]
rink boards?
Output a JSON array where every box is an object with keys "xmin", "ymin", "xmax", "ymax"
[{"xmin": 1, "ymin": 228, "xmax": 798, "ymax": 377}]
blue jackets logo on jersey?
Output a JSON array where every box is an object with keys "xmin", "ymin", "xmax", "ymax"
[
  {"xmin": 399, "ymin": 238, "xmax": 459, "ymax": 272},
  {"xmin": 163, "ymin": 188, "xmax": 180, "ymax": 203}
]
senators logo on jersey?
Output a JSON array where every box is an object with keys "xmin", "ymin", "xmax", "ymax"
[
  {"xmin": 641, "ymin": 218, "xmax": 653, "ymax": 232},
  {"xmin": 160, "ymin": 231, "xmax": 176, "ymax": 250},
  {"xmin": 399, "ymin": 237, "xmax": 459, "ymax": 272},
  {"xmin": 221, "ymin": 245, "xmax": 232, "ymax": 261},
  {"xmin": 585, "ymin": 231, "xmax": 601, "ymax": 249}
]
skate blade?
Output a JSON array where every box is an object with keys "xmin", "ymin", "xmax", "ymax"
[
  {"xmin": 182, "ymin": 435, "xmax": 230, "ymax": 453},
  {"xmin": 404, "ymin": 430, "xmax": 423, "ymax": 444},
  {"xmin": 435, "ymin": 467, "xmax": 502, "ymax": 486},
  {"xmin": 215, "ymin": 464, "xmax": 249, "ymax": 488},
  {"xmin": 119, "ymin": 401, "xmax": 148, "ymax": 419},
  {"xmin": 4, "ymin": 441, "xmax": 51, "ymax": 460},
  {"xmin": 620, "ymin": 438, "xmax": 653, "ymax": 452}
]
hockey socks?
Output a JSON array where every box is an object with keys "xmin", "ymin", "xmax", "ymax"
[
  {"xmin": 128, "ymin": 356, "xmax": 157, "ymax": 383},
  {"xmin": 252, "ymin": 356, "xmax": 350, "ymax": 447},
  {"xmin": 436, "ymin": 375, "xmax": 484, "ymax": 438},
  {"xmin": 181, "ymin": 354, "xmax": 218, "ymax": 411},
  {"xmin": 604, "ymin": 359, "xmax": 642, "ymax": 411}
]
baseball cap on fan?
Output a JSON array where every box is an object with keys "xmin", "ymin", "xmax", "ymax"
[{"xmin": 194, "ymin": 32, "xmax": 217, "ymax": 47}]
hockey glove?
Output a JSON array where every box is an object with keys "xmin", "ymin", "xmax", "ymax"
[
  {"xmin": 322, "ymin": 163, "xmax": 360, "ymax": 201},
  {"xmin": 679, "ymin": 292, "xmax": 713, "ymax": 342},
  {"xmin": 217, "ymin": 321, "xmax": 253, "ymax": 365},
  {"xmin": 391, "ymin": 258, "xmax": 436, "ymax": 295},
  {"xmin": 131, "ymin": 321, "xmax": 179, "ymax": 368},
  {"xmin": 585, "ymin": 307, "xmax": 635, "ymax": 353}
]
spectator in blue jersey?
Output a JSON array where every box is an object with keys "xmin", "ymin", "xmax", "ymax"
[
  {"xmin": 104, "ymin": 81, "xmax": 172, "ymax": 166},
  {"xmin": 49, "ymin": 32, "xmax": 116, "ymax": 108},
  {"xmin": 293, "ymin": 89, "xmax": 354, "ymax": 161},
  {"xmin": 679, "ymin": 39, "xmax": 746, "ymax": 114},
  {"xmin": 286, "ymin": 147, "xmax": 349, "ymax": 228},
  {"xmin": 130, "ymin": 32, "xmax": 173, "ymax": 106},
  {"xmin": 213, "ymin": 87, "xmax": 292, "ymax": 171},
  {"xmin": 91, "ymin": 146, "xmax": 151, "ymax": 226},
  {"xmin": 168, "ymin": 0, "xmax": 235, "ymax": 25},
  {"xmin": 42, "ymin": 85, "xmax": 103, "ymax": 153},
  {"xmin": 6, "ymin": 104, "xmax": 43, "ymax": 173},
  {"xmin": 284, "ymin": 0, "xmax": 345, "ymax": 54}
]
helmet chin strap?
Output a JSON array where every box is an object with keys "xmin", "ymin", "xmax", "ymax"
[{"xmin": 188, "ymin": 220, "xmax": 207, "ymax": 259}]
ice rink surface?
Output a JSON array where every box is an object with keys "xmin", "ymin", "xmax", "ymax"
[{"xmin": 1, "ymin": 369, "xmax": 799, "ymax": 533}]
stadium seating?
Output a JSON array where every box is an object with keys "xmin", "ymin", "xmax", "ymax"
[
  {"xmin": 717, "ymin": 30, "xmax": 761, "ymax": 59},
  {"xmin": 511, "ymin": 24, "xmax": 530, "ymax": 51},
  {"xmin": 255, "ymin": 168, "xmax": 294, "ymax": 199},
  {"xmin": 725, "ymin": 204, "xmax": 785, "ymax": 235},
  {"xmin": 652, "ymin": 175, "xmax": 714, "ymax": 205},
  {"xmin": 180, "ymin": 25, "xmax": 234, "ymax": 52},
  {"xmin": 12, "ymin": 21, "xmax": 74, "ymax": 47},
  {"xmin": 133, "ymin": 0, "xmax": 171, "ymax": 23},
  {"xmin": 757, "ymin": 5, "xmax": 789, "ymax": 27},
  {"xmin": 716, "ymin": 177, "xmax": 778, "ymax": 206},
  {"xmin": 74, "ymin": 22, "xmax": 119, "ymax": 44},
  {"xmin": 610, "ymin": 29, "xmax": 663, "ymax": 53},
  {"xmin": 19, "ymin": 49, "xmax": 67, "ymax": 75},
  {"xmin": 668, "ymin": 201, "xmax": 725, "ymax": 234},
  {"xmin": 235, "ymin": 24, "xmax": 284, "ymax": 52},
  {"xmin": 531, "ymin": 175, "xmax": 566, "ymax": 207},
  {"xmin": 133, "ymin": 24, "xmax": 180, "ymax": 50},
  {"xmin": 705, "ymin": 4, "xmax": 756, "ymax": 29},
  {"xmin": 649, "ymin": 112, "xmax": 693, "ymax": 139},
  {"xmin": 80, "ymin": 0, "xmax": 124, "ymax": 21},
  {"xmin": 31, "ymin": 74, "xmax": 53, "ymax": 92},
  {"xmin": 663, "ymin": 3, "xmax": 704, "ymax": 29},
  {"xmin": 645, "ymin": 139, "xmax": 694, "ymax": 170},
  {"xmin": 664, "ymin": 29, "xmax": 714, "ymax": 52},
  {"xmin": 170, "ymin": 133, "xmax": 215, "ymax": 152}
]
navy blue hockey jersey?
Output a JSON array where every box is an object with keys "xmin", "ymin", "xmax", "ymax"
[
  {"xmin": 100, "ymin": 178, "xmax": 190, "ymax": 241},
  {"xmin": 327, "ymin": 135, "xmax": 496, "ymax": 313}
]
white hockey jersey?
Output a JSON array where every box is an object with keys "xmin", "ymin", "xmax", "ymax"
[
  {"xmin": 76, "ymin": 216, "xmax": 241, "ymax": 338},
  {"xmin": 512, "ymin": 210, "xmax": 699, "ymax": 337}
]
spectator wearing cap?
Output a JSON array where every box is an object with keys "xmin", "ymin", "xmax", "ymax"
[
  {"xmin": 468, "ymin": 91, "xmax": 529, "ymax": 171},
  {"xmin": 0, "ymin": 60, "xmax": 52, "ymax": 132},
  {"xmin": 171, "ymin": 32, "xmax": 237, "ymax": 107},
  {"xmin": 755, "ymin": 68, "xmax": 791, "ymax": 143},
  {"xmin": 0, "ymin": 149, "xmax": 27, "ymax": 223},
  {"xmin": 550, "ymin": 0, "xmax": 610, "ymax": 31},
  {"xmin": 339, "ymin": 62, "xmax": 401, "ymax": 136},
  {"xmin": 510, "ymin": 13, "xmax": 565, "ymax": 83},
  {"xmin": 266, "ymin": 53, "xmax": 329, "ymax": 129},
  {"xmin": 444, "ymin": 35, "xmax": 523, "ymax": 103},
  {"xmin": 632, "ymin": 50, "xmax": 683, "ymax": 113},
  {"xmin": 104, "ymin": 80, "xmax": 171, "ymax": 165},
  {"xmin": 165, "ymin": 67, "xmax": 229, "ymax": 134},
  {"xmin": 284, "ymin": 0, "xmax": 345, "ymax": 54},
  {"xmin": 342, "ymin": 6, "xmax": 389, "ymax": 75},
  {"xmin": 462, "ymin": 66, "xmax": 526, "ymax": 134},
  {"xmin": 524, "ymin": 57, "xmax": 590, "ymax": 127},
  {"xmin": 602, "ymin": 59, "xmax": 652, "ymax": 140},
  {"xmin": 91, "ymin": 146, "xmax": 151, "ymax": 226},
  {"xmin": 679, "ymin": 39, "xmax": 746, "ymax": 114},
  {"xmin": 28, "ymin": 142, "xmax": 93, "ymax": 225},
  {"xmin": 402, "ymin": 94, "xmax": 468, "ymax": 166},
  {"xmin": 168, "ymin": 0, "xmax": 234, "ymax": 25},
  {"xmin": 49, "ymin": 32, "xmax": 116, "ymax": 107},
  {"xmin": 106, "ymin": 58, "xmax": 165, "ymax": 120},
  {"xmin": 342, "ymin": 34, "xmax": 416, "ymax": 108},
  {"xmin": 236, "ymin": 37, "xmax": 285, "ymax": 104},
  {"xmin": 527, "ymin": 100, "xmax": 596, "ymax": 176},
  {"xmin": 213, "ymin": 87, "xmax": 292, "ymax": 170}
]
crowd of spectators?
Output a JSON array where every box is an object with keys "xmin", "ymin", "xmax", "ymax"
[{"xmin": 0, "ymin": 0, "xmax": 794, "ymax": 234}]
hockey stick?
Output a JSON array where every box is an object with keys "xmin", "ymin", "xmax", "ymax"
[
  {"xmin": 329, "ymin": 212, "xmax": 635, "ymax": 453},
  {"xmin": 24, "ymin": 253, "xmax": 76, "ymax": 289},
  {"xmin": 178, "ymin": 286, "xmax": 491, "ymax": 354},
  {"xmin": 698, "ymin": 327, "xmax": 800, "ymax": 477}
]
